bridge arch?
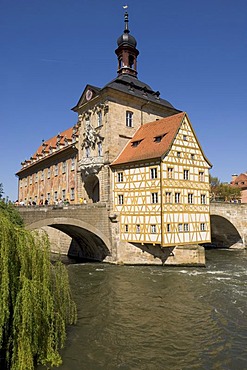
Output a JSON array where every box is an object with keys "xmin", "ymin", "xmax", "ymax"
[
  {"xmin": 210, "ymin": 214, "xmax": 243, "ymax": 248},
  {"xmin": 27, "ymin": 217, "xmax": 112, "ymax": 262}
]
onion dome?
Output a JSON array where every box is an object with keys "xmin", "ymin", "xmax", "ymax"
[{"xmin": 117, "ymin": 12, "xmax": 137, "ymax": 48}]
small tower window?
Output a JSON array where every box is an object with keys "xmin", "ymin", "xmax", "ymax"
[
  {"xmin": 118, "ymin": 57, "xmax": 123, "ymax": 69},
  {"xmin": 129, "ymin": 55, "xmax": 134, "ymax": 69},
  {"xmin": 85, "ymin": 147, "xmax": 90, "ymax": 158},
  {"xmin": 97, "ymin": 111, "xmax": 102, "ymax": 127},
  {"xmin": 97, "ymin": 142, "xmax": 103, "ymax": 156},
  {"xmin": 126, "ymin": 111, "xmax": 133, "ymax": 127}
]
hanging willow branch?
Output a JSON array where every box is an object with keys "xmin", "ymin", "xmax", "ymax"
[{"xmin": 0, "ymin": 214, "xmax": 77, "ymax": 370}]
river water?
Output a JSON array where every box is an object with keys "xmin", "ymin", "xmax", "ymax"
[{"xmin": 56, "ymin": 250, "xmax": 247, "ymax": 370}]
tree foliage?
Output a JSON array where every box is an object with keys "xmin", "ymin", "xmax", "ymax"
[
  {"xmin": 209, "ymin": 175, "xmax": 241, "ymax": 202},
  {"xmin": 0, "ymin": 212, "xmax": 77, "ymax": 369},
  {"xmin": 0, "ymin": 200, "xmax": 24, "ymax": 227}
]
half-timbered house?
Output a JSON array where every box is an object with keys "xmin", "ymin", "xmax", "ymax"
[{"xmin": 111, "ymin": 112, "xmax": 212, "ymax": 247}]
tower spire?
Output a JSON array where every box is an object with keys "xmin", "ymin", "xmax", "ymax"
[
  {"xmin": 115, "ymin": 9, "xmax": 139, "ymax": 77},
  {"xmin": 124, "ymin": 11, "xmax": 129, "ymax": 33}
]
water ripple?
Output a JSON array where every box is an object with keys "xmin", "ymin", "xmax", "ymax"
[{"xmin": 36, "ymin": 250, "xmax": 247, "ymax": 370}]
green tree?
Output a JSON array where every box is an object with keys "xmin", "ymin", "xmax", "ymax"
[
  {"xmin": 209, "ymin": 174, "xmax": 241, "ymax": 202},
  {"xmin": 0, "ymin": 211, "xmax": 77, "ymax": 369},
  {"xmin": 0, "ymin": 200, "xmax": 24, "ymax": 227},
  {"xmin": 209, "ymin": 175, "xmax": 221, "ymax": 201}
]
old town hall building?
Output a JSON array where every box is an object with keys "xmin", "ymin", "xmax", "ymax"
[{"xmin": 16, "ymin": 12, "xmax": 212, "ymax": 264}]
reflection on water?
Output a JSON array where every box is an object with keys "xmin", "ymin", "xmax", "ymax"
[{"xmin": 41, "ymin": 250, "xmax": 247, "ymax": 370}]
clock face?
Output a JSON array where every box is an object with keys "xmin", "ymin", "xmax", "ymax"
[{"xmin": 86, "ymin": 89, "xmax": 93, "ymax": 101}]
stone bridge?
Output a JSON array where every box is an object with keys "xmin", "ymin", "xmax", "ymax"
[
  {"xmin": 18, "ymin": 202, "xmax": 247, "ymax": 264},
  {"xmin": 18, "ymin": 203, "xmax": 117, "ymax": 263},
  {"xmin": 210, "ymin": 202, "xmax": 247, "ymax": 248}
]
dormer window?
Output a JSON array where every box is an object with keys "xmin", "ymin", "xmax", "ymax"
[
  {"xmin": 155, "ymin": 136, "xmax": 162, "ymax": 143},
  {"xmin": 131, "ymin": 139, "xmax": 142, "ymax": 147},
  {"xmin": 154, "ymin": 133, "xmax": 166, "ymax": 143}
]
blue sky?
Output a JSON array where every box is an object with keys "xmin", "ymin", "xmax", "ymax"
[{"xmin": 1, "ymin": 0, "xmax": 246, "ymax": 201}]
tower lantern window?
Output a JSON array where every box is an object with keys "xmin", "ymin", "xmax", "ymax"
[{"xmin": 129, "ymin": 55, "xmax": 134, "ymax": 68}]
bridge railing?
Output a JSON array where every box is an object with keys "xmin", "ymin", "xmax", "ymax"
[{"xmin": 16, "ymin": 202, "xmax": 108, "ymax": 212}]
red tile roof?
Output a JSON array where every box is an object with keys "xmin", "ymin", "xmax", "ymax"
[
  {"xmin": 18, "ymin": 126, "xmax": 78, "ymax": 172},
  {"xmin": 111, "ymin": 112, "xmax": 186, "ymax": 166},
  {"xmin": 33, "ymin": 127, "xmax": 74, "ymax": 157},
  {"xmin": 231, "ymin": 173, "xmax": 247, "ymax": 189}
]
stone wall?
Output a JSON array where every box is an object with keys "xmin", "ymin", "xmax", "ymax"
[{"xmin": 108, "ymin": 241, "xmax": 205, "ymax": 266}]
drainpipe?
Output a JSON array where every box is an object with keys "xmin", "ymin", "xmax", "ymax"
[{"xmin": 140, "ymin": 101, "xmax": 150, "ymax": 125}]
